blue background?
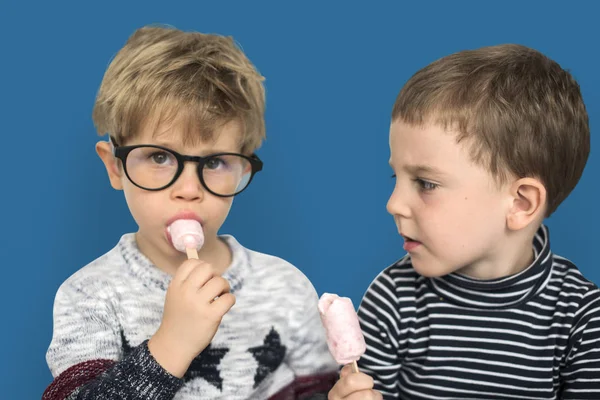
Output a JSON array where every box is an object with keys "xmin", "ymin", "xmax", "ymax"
[{"xmin": 2, "ymin": 1, "xmax": 598, "ymax": 398}]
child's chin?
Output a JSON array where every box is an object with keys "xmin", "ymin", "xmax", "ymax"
[{"xmin": 411, "ymin": 259, "xmax": 452, "ymax": 278}]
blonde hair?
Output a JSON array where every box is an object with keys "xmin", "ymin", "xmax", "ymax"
[
  {"xmin": 392, "ymin": 44, "xmax": 589, "ymax": 216},
  {"xmin": 93, "ymin": 25, "xmax": 266, "ymax": 154}
]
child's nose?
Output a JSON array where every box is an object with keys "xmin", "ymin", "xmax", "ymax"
[
  {"xmin": 387, "ymin": 186, "xmax": 411, "ymax": 218},
  {"xmin": 172, "ymin": 163, "xmax": 204, "ymax": 201}
]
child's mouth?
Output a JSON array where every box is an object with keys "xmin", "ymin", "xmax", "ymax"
[{"xmin": 402, "ymin": 235, "xmax": 422, "ymax": 252}]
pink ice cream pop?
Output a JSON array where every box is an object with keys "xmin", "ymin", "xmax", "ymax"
[
  {"xmin": 318, "ymin": 293, "xmax": 366, "ymax": 373},
  {"xmin": 169, "ymin": 219, "xmax": 204, "ymax": 259}
]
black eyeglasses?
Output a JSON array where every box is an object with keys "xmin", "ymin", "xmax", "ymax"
[{"xmin": 110, "ymin": 137, "xmax": 263, "ymax": 197}]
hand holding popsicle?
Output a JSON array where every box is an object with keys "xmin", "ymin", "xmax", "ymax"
[
  {"xmin": 328, "ymin": 364, "xmax": 381, "ymax": 400},
  {"xmin": 148, "ymin": 219, "xmax": 234, "ymax": 378}
]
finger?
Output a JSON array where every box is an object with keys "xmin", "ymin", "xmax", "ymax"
[
  {"xmin": 172, "ymin": 259, "xmax": 207, "ymax": 284},
  {"xmin": 331, "ymin": 373, "xmax": 375, "ymax": 398},
  {"xmin": 198, "ymin": 276, "xmax": 231, "ymax": 302},
  {"xmin": 344, "ymin": 390, "xmax": 383, "ymax": 400},
  {"xmin": 183, "ymin": 262, "xmax": 215, "ymax": 290},
  {"xmin": 339, "ymin": 363, "xmax": 354, "ymax": 378},
  {"xmin": 210, "ymin": 292, "xmax": 236, "ymax": 315}
]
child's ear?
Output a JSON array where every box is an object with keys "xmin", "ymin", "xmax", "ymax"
[
  {"xmin": 96, "ymin": 141, "xmax": 124, "ymax": 190},
  {"xmin": 506, "ymin": 177, "xmax": 546, "ymax": 231}
]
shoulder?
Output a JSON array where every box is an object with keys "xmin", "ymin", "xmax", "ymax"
[
  {"xmin": 550, "ymin": 253, "xmax": 600, "ymax": 319},
  {"xmin": 223, "ymin": 235, "xmax": 317, "ymax": 296},
  {"xmin": 54, "ymin": 234, "xmax": 132, "ymax": 302},
  {"xmin": 359, "ymin": 255, "xmax": 418, "ymax": 320},
  {"xmin": 550, "ymin": 253, "xmax": 599, "ymax": 297},
  {"xmin": 365, "ymin": 255, "xmax": 419, "ymax": 296}
]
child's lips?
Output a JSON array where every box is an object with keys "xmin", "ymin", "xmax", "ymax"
[
  {"xmin": 166, "ymin": 211, "xmax": 204, "ymax": 227},
  {"xmin": 403, "ymin": 240, "xmax": 421, "ymax": 251},
  {"xmin": 402, "ymin": 234, "xmax": 422, "ymax": 252},
  {"xmin": 165, "ymin": 211, "xmax": 204, "ymax": 245}
]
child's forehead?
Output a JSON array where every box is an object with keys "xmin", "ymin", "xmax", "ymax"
[
  {"xmin": 389, "ymin": 119, "xmax": 495, "ymax": 177},
  {"xmin": 132, "ymin": 113, "xmax": 243, "ymax": 151},
  {"xmin": 389, "ymin": 119, "xmax": 464, "ymax": 153}
]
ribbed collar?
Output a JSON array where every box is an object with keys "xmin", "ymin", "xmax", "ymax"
[
  {"xmin": 428, "ymin": 225, "xmax": 553, "ymax": 309},
  {"xmin": 117, "ymin": 234, "xmax": 248, "ymax": 293}
]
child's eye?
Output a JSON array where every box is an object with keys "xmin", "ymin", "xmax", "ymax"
[
  {"xmin": 205, "ymin": 157, "xmax": 227, "ymax": 170},
  {"xmin": 149, "ymin": 151, "xmax": 175, "ymax": 165},
  {"xmin": 414, "ymin": 178, "xmax": 439, "ymax": 191}
]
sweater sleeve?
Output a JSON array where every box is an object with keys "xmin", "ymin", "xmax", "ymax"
[
  {"xmin": 560, "ymin": 287, "xmax": 600, "ymax": 399},
  {"xmin": 43, "ymin": 280, "xmax": 183, "ymax": 399},
  {"xmin": 284, "ymin": 275, "xmax": 339, "ymax": 399}
]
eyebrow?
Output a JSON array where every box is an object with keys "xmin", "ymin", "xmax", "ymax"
[
  {"xmin": 405, "ymin": 164, "xmax": 446, "ymax": 177},
  {"xmin": 389, "ymin": 160, "xmax": 447, "ymax": 177},
  {"xmin": 147, "ymin": 140, "xmax": 236, "ymax": 155}
]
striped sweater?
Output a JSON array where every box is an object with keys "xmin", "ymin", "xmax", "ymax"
[
  {"xmin": 44, "ymin": 234, "xmax": 338, "ymax": 399},
  {"xmin": 357, "ymin": 225, "xmax": 600, "ymax": 399}
]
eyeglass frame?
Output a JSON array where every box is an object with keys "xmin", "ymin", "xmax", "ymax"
[{"xmin": 109, "ymin": 136, "xmax": 263, "ymax": 197}]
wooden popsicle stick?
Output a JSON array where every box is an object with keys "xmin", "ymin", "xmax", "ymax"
[
  {"xmin": 351, "ymin": 360, "xmax": 359, "ymax": 373},
  {"xmin": 186, "ymin": 247, "xmax": 199, "ymax": 259}
]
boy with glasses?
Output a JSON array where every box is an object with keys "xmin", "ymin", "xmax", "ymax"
[{"xmin": 44, "ymin": 25, "xmax": 337, "ymax": 400}]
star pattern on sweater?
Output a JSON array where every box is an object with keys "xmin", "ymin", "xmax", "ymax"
[
  {"xmin": 183, "ymin": 344, "xmax": 229, "ymax": 390},
  {"xmin": 248, "ymin": 327, "xmax": 287, "ymax": 388},
  {"xmin": 121, "ymin": 330, "xmax": 134, "ymax": 355},
  {"xmin": 120, "ymin": 331, "xmax": 229, "ymax": 390}
]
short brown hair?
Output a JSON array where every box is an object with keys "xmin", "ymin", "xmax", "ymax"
[
  {"xmin": 93, "ymin": 25, "xmax": 266, "ymax": 154},
  {"xmin": 392, "ymin": 44, "xmax": 589, "ymax": 216}
]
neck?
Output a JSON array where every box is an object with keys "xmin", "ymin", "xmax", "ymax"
[{"xmin": 456, "ymin": 227, "xmax": 538, "ymax": 280}]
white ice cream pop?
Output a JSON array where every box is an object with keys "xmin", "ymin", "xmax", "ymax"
[
  {"xmin": 169, "ymin": 219, "xmax": 204, "ymax": 259},
  {"xmin": 318, "ymin": 293, "xmax": 366, "ymax": 373}
]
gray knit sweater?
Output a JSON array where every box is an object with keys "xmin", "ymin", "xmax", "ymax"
[{"xmin": 44, "ymin": 234, "xmax": 338, "ymax": 399}]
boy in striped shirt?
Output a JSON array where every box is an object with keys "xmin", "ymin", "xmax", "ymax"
[{"xmin": 329, "ymin": 44, "xmax": 600, "ymax": 399}]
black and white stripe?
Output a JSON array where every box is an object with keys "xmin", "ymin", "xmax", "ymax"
[{"xmin": 357, "ymin": 225, "xmax": 600, "ymax": 399}]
